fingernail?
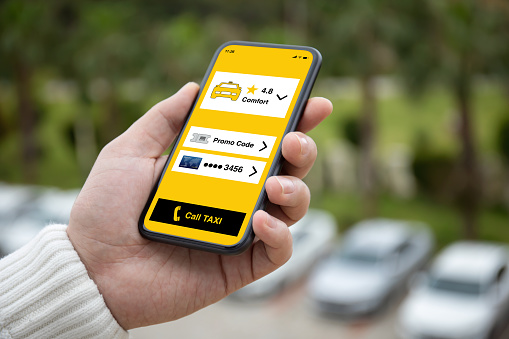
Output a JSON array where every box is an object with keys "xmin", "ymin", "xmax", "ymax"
[
  {"xmin": 276, "ymin": 177, "xmax": 295, "ymax": 194},
  {"xmin": 266, "ymin": 214, "xmax": 277, "ymax": 229},
  {"xmin": 298, "ymin": 134, "xmax": 310, "ymax": 156}
]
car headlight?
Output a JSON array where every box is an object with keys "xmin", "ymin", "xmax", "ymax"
[{"xmin": 349, "ymin": 298, "xmax": 381, "ymax": 312}]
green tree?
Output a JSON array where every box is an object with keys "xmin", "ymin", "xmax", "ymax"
[
  {"xmin": 0, "ymin": 2, "xmax": 58, "ymax": 182},
  {"xmin": 312, "ymin": 0, "xmax": 400, "ymax": 216},
  {"xmin": 50, "ymin": 2, "xmax": 153, "ymax": 178},
  {"xmin": 396, "ymin": 0, "xmax": 502, "ymax": 238}
]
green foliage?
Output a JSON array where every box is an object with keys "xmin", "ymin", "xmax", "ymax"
[
  {"xmin": 394, "ymin": 0, "xmax": 508, "ymax": 93},
  {"xmin": 411, "ymin": 151, "xmax": 457, "ymax": 202},
  {"xmin": 311, "ymin": 0, "xmax": 401, "ymax": 76},
  {"xmin": 496, "ymin": 117, "xmax": 509, "ymax": 165},
  {"xmin": 342, "ymin": 115, "xmax": 362, "ymax": 148}
]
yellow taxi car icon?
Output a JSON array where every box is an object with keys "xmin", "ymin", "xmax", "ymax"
[{"xmin": 211, "ymin": 81, "xmax": 241, "ymax": 101}]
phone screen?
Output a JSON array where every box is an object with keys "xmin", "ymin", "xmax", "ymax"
[{"xmin": 142, "ymin": 43, "xmax": 316, "ymax": 247}]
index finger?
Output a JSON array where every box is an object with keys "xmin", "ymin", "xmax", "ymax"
[{"xmin": 114, "ymin": 82, "xmax": 200, "ymax": 158}]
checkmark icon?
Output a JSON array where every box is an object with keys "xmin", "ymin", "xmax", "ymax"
[{"xmin": 276, "ymin": 94, "xmax": 288, "ymax": 100}]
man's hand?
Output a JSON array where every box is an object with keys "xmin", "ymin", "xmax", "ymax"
[{"xmin": 67, "ymin": 83, "xmax": 332, "ymax": 330}]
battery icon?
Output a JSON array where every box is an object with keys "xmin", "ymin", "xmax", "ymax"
[{"xmin": 303, "ymin": 56, "xmax": 308, "ymax": 59}]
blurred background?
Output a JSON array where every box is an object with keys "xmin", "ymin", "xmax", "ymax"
[{"xmin": 1, "ymin": 0, "xmax": 509, "ymax": 338}]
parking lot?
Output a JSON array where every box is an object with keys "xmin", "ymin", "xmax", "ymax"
[
  {"xmin": 130, "ymin": 280, "xmax": 398, "ymax": 339},
  {"xmin": 3, "ymin": 184, "xmax": 509, "ymax": 339}
]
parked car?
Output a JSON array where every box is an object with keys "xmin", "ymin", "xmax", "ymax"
[
  {"xmin": 0, "ymin": 183, "xmax": 37, "ymax": 223},
  {"xmin": 231, "ymin": 209, "xmax": 337, "ymax": 300},
  {"xmin": 0, "ymin": 184, "xmax": 78, "ymax": 256},
  {"xmin": 397, "ymin": 241, "xmax": 509, "ymax": 339},
  {"xmin": 308, "ymin": 219, "xmax": 434, "ymax": 317}
]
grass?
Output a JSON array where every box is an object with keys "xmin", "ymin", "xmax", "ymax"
[{"xmin": 309, "ymin": 80, "xmax": 507, "ymax": 155}]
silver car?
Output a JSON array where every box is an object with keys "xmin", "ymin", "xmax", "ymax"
[
  {"xmin": 308, "ymin": 219, "xmax": 434, "ymax": 316},
  {"xmin": 0, "ymin": 184, "xmax": 78, "ymax": 257},
  {"xmin": 397, "ymin": 241, "xmax": 509, "ymax": 339}
]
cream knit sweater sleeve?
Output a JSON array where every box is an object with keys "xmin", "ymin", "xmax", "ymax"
[{"xmin": 0, "ymin": 224, "xmax": 129, "ymax": 339}]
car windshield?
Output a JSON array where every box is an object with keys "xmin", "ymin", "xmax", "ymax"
[
  {"xmin": 292, "ymin": 232, "xmax": 307, "ymax": 246},
  {"xmin": 220, "ymin": 83, "xmax": 236, "ymax": 89},
  {"xmin": 428, "ymin": 277, "xmax": 484, "ymax": 296},
  {"xmin": 338, "ymin": 249, "xmax": 380, "ymax": 266}
]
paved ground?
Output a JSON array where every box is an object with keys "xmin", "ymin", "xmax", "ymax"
[
  {"xmin": 130, "ymin": 280, "xmax": 398, "ymax": 339},
  {"xmin": 130, "ymin": 278, "xmax": 509, "ymax": 339}
]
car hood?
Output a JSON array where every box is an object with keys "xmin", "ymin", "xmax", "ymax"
[
  {"xmin": 309, "ymin": 262, "xmax": 389, "ymax": 303},
  {"xmin": 399, "ymin": 289, "xmax": 493, "ymax": 336}
]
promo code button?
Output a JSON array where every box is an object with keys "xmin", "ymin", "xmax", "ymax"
[
  {"xmin": 149, "ymin": 199, "xmax": 246, "ymax": 237},
  {"xmin": 183, "ymin": 126, "xmax": 276, "ymax": 159}
]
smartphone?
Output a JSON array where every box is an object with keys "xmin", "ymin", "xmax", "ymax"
[{"xmin": 138, "ymin": 41, "xmax": 321, "ymax": 255}]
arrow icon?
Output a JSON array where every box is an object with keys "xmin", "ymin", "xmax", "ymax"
[
  {"xmin": 249, "ymin": 166, "xmax": 258, "ymax": 177},
  {"xmin": 276, "ymin": 94, "xmax": 288, "ymax": 100},
  {"xmin": 259, "ymin": 141, "xmax": 267, "ymax": 152}
]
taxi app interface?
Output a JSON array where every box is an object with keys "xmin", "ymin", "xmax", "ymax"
[{"xmin": 144, "ymin": 45, "xmax": 314, "ymax": 246}]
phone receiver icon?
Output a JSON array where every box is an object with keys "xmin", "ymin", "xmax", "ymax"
[{"xmin": 174, "ymin": 206, "xmax": 181, "ymax": 221}]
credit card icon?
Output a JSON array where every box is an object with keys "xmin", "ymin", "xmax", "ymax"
[{"xmin": 179, "ymin": 155, "xmax": 202, "ymax": 169}]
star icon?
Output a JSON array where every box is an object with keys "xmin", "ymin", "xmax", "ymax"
[{"xmin": 247, "ymin": 85, "xmax": 258, "ymax": 94}]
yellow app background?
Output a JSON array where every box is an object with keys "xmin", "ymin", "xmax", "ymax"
[{"xmin": 143, "ymin": 44, "xmax": 313, "ymax": 246}]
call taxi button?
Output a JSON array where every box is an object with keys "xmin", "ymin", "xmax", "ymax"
[{"xmin": 149, "ymin": 199, "xmax": 246, "ymax": 237}]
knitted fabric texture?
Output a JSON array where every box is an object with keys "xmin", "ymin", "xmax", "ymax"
[{"xmin": 0, "ymin": 224, "xmax": 128, "ymax": 339}]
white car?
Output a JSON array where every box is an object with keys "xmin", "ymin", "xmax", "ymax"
[
  {"xmin": 397, "ymin": 242, "xmax": 509, "ymax": 339},
  {"xmin": 0, "ymin": 185, "xmax": 78, "ymax": 256},
  {"xmin": 0, "ymin": 183, "xmax": 35, "ymax": 219},
  {"xmin": 308, "ymin": 219, "xmax": 434, "ymax": 316},
  {"xmin": 231, "ymin": 209, "xmax": 337, "ymax": 299}
]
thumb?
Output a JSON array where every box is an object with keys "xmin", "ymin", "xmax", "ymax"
[{"xmin": 115, "ymin": 82, "xmax": 200, "ymax": 158}]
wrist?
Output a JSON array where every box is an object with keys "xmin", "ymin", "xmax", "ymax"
[
  {"xmin": 0, "ymin": 224, "xmax": 128, "ymax": 338},
  {"xmin": 66, "ymin": 221, "xmax": 135, "ymax": 330}
]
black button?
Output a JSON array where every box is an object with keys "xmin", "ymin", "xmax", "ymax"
[{"xmin": 149, "ymin": 199, "xmax": 246, "ymax": 237}]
